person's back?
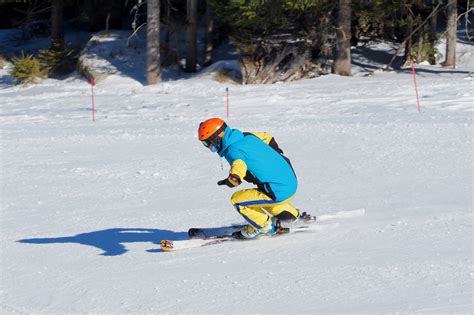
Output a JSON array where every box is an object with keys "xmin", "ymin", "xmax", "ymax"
[{"xmin": 221, "ymin": 128, "xmax": 297, "ymax": 202}]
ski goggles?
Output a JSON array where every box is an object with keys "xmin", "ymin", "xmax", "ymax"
[
  {"xmin": 201, "ymin": 139, "xmax": 212, "ymax": 148},
  {"xmin": 201, "ymin": 138, "xmax": 218, "ymax": 152}
]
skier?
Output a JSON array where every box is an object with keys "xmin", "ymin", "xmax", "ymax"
[{"xmin": 198, "ymin": 117, "xmax": 300, "ymax": 239}]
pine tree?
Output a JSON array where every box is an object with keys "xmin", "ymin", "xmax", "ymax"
[
  {"xmin": 333, "ymin": 0, "xmax": 351, "ymax": 76},
  {"xmin": 50, "ymin": 0, "xmax": 64, "ymax": 50},
  {"xmin": 444, "ymin": 0, "xmax": 457, "ymax": 68},
  {"xmin": 186, "ymin": 0, "xmax": 198, "ymax": 72},
  {"xmin": 203, "ymin": 0, "xmax": 214, "ymax": 67},
  {"xmin": 147, "ymin": 0, "xmax": 161, "ymax": 84}
]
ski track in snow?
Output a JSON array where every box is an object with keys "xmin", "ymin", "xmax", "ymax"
[{"xmin": 1, "ymin": 46, "xmax": 473, "ymax": 313}]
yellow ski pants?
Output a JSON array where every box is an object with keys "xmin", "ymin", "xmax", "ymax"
[{"xmin": 231, "ymin": 189, "xmax": 299, "ymax": 229}]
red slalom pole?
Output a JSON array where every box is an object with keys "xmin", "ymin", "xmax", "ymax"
[
  {"xmin": 226, "ymin": 87, "xmax": 229, "ymax": 119},
  {"xmin": 90, "ymin": 77, "xmax": 96, "ymax": 122},
  {"xmin": 411, "ymin": 62, "xmax": 421, "ymax": 113}
]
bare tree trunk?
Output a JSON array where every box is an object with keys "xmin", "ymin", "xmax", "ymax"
[
  {"xmin": 50, "ymin": 0, "xmax": 64, "ymax": 50},
  {"xmin": 186, "ymin": 0, "xmax": 198, "ymax": 72},
  {"xmin": 428, "ymin": 2, "xmax": 438, "ymax": 64},
  {"xmin": 444, "ymin": 0, "xmax": 457, "ymax": 68},
  {"xmin": 164, "ymin": 0, "xmax": 171, "ymax": 49},
  {"xmin": 403, "ymin": 9, "xmax": 414, "ymax": 66},
  {"xmin": 203, "ymin": 0, "xmax": 214, "ymax": 67},
  {"xmin": 429, "ymin": 4, "xmax": 438, "ymax": 40},
  {"xmin": 147, "ymin": 0, "xmax": 161, "ymax": 85},
  {"xmin": 333, "ymin": 0, "xmax": 351, "ymax": 76}
]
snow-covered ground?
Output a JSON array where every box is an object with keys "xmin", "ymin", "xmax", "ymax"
[{"xmin": 1, "ymin": 34, "xmax": 473, "ymax": 313}]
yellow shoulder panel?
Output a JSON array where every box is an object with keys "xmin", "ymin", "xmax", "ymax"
[{"xmin": 249, "ymin": 132, "xmax": 273, "ymax": 145}]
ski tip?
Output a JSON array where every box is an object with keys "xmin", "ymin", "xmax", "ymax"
[{"xmin": 160, "ymin": 239, "xmax": 174, "ymax": 251}]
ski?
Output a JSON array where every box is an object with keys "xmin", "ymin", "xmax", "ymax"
[
  {"xmin": 158, "ymin": 209, "xmax": 365, "ymax": 252},
  {"xmin": 160, "ymin": 213, "xmax": 317, "ymax": 252},
  {"xmin": 159, "ymin": 224, "xmax": 313, "ymax": 252},
  {"xmin": 188, "ymin": 225, "xmax": 245, "ymax": 239},
  {"xmin": 159, "ymin": 235, "xmax": 237, "ymax": 252},
  {"xmin": 187, "ymin": 211, "xmax": 317, "ymax": 239}
]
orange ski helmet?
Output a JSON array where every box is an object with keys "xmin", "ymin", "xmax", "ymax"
[{"xmin": 198, "ymin": 118, "xmax": 227, "ymax": 150}]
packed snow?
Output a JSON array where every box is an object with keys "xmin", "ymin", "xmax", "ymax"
[{"xmin": 1, "ymin": 32, "xmax": 473, "ymax": 313}]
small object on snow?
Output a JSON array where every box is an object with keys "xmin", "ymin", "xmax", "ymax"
[{"xmin": 160, "ymin": 240, "xmax": 174, "ymax": 251}]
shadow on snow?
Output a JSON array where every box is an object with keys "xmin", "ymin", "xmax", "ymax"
[{"xmin": 17, "ymin": 228, "xmax": 189, "ymax": 256}]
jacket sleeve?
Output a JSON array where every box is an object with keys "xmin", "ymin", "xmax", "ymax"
[{"xmin": 229, "ymin": 159, "xmax": 247, "ymax": 185}]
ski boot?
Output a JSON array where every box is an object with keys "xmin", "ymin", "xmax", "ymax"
[
  {"xmin": 232, "ymin": 221, "xmax": 276, "ymax": 239},
  {"xmin": 273, "ymin": 210, "xmax": 317, "ymax": 228},
  {"xmin": 273, "ymin": 210, "xmax": 300, "ymax": 228}
]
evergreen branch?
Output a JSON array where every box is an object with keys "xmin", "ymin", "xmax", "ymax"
[{"xmin": 383, "ymin": 1, "xmax": 446, "ymax": 70}]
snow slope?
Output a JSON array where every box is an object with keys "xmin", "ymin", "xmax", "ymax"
[{"xmin": 1, "ymin": 40, "xmax": 473, "ymax": 313}]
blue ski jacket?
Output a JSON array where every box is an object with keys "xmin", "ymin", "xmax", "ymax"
[{"xmin": 218, "ymin": 127, "xmax": 297, "ymax": 201}]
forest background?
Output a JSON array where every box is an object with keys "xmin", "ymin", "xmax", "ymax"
[{"xmin": 0, "ymin": 0, "xmax": 471, "ymax": 85}]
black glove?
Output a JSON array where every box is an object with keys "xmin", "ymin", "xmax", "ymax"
[
  {"xmin": 217, "ymin": 178, "xmax": 233, "ymax": 187},
  {"xmin": 217, "ymin": 174, "xmax": 242, "ymax": 188}
]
